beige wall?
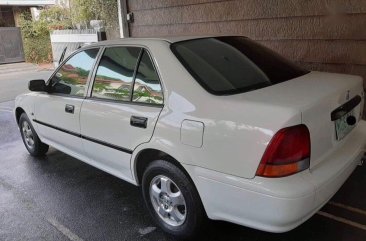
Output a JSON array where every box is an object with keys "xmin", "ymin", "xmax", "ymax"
[{"xmin": 127, "ymin": 0, "xmax": 366, "ymax": 89}]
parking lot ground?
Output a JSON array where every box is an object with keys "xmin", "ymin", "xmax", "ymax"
[{"xmin": 1, "ymin": 99, "xmax": 366, "ymax": 241}]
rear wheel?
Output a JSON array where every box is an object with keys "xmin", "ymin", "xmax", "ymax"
[
  {"xmin": 19, "ymin": 113, "xmax": 49, "ymax": 156},
  {"xmin": 142, "ymin": 160, "xmax": 205, "ymax": 239}
]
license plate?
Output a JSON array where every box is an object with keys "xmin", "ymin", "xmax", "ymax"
[{"xmin": 335, "ymin": 110, "xmax": 356, "ymax": 140}]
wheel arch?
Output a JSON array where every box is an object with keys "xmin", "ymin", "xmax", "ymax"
[
  {"xmin": 133, "ymin": 147, "xmax": 208, "ymax": 218},
  {"xmin": 15, "ymin": 107, "xmax": 25, "ymax": 125},
  {"xmin": 134, "ymin": 148, "xmax": 193, "ymax": 186}
]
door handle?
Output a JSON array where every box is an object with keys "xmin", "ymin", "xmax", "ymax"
[
  {"xmin": 130, "ymin": 116, "xmax": 148, "ymax": 128},
  {"xmin": 65, "ymin": 104, "xmax": 75, "ymax": 114}
]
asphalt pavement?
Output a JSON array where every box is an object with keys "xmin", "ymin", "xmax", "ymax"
[
  {"xmin": 0, "ymin": 67, "xmax": 52, "ymax": 103},
  {"xmin": 1, "ymin": 66, "xmax": 366, "ymax": 241}
]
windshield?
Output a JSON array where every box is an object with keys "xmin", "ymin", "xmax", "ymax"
[{"xmin": 171, "ymin": 36, "xmax": 309, "ymax": 95}]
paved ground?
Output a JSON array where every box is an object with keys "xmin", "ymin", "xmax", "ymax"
[
  {"xmin": 0, "ymin": 63, "xmax": 38, "ymax": 75},
  {"xmin": 0, "ymin": 67, "xmax": 52, "ymax": 102},
  {"xmin": 1, "ymin": 68, "xmax": 366, "ymax": 240}
]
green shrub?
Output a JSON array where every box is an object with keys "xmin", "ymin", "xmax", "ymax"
[
  {"xmin": 19, "ymin": 6, "xmax": 71, "ymax": 63},
  {"xmin": 71, "ymin": 0, "xmax": 119, "ymax": 32},
  {"xmin": 22, "ymin": 35, "xmax": 52, "ymax": 63},
  {"xmin": 39, "ymin": 5, "xmax": 72, "ymax": 30}
]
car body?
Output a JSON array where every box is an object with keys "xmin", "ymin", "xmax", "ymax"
[{"xmin": 15, "ymin": 36, "xmax": 366, "ymax": 237}]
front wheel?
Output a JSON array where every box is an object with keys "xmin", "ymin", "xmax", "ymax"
[
  {"xmin": 142, "ymin": 160, "xmax": 206, "ymax": 239},
  {"xmin": 19, "ymin": 113, "xmax": 49, "ymax": 156}
]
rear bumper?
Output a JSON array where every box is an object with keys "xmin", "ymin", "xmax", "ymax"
[{"xmin": 184, "ymin": 120, "xmax": 366, "ymax": 232}]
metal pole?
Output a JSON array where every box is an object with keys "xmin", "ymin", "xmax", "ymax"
[{"xmin": 117, "ymin": 0, "xmax": 129, "ymax": 38}]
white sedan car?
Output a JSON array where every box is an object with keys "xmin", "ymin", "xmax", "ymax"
[{"xmin": 15, "ymin": 36, "xmax": 366, "ymax": 238}]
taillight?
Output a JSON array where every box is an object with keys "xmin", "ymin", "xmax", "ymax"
[{"xmin": 256, "ymin": 124, "xmax": 310, "ymax": 178}]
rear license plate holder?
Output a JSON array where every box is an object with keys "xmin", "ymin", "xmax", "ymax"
[{"xmin": 335, "ymin": 110, "xmax": 356, "ymax": 141}]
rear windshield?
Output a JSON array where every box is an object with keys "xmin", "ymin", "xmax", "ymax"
[{"xmin": 171, "ymin": 37, "xmax": 309, "ymax": 95}]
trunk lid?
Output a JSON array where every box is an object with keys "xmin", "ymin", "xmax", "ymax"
[
  {"xmin": 297, "ymin": 72, "xmax": 364, "ymax": 168},
  {"xmin": 240, "ymin": 71, "xmax": 364, "ymax": 169}
]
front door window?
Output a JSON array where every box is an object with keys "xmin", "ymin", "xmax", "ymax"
[{"xmin": 49, "ymin": 49, "xmax": 99, "ymax": 97}]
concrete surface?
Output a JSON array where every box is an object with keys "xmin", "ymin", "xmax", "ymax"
[
  {"xmin": 0, "ymin": 69, "xmax": 52, "ymax": 102},
  {"xmin": 0, "ymin": 63, "xmax": 38, "ymax": 75}
]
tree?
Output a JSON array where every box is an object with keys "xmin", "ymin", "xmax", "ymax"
[
  {"xmin": 39, "ymin": 5, "xmax": 72, "ymax": 30},
  {"xmin": 18, "ymin": 6, "xmax": 72, "ymax": 63},
  {"xmin": 70, "ymin": 0, "xmax": 119, "ymax": 31}
]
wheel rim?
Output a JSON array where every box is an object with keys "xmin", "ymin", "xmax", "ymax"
[
  {"xmin": 149, "ymin": 175, "xmax": 187, "ymax": 226},
  {"xmin": 22, "ymin": 121, "xmax": 35, "ymax": 149}
]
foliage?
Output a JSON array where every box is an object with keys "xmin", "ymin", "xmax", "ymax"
[
  {"xmin": 93, "ymin": 81, "xmax": 108, "ymax": 91},
  {"xmin": 39, "ymin": 6, "xmax": 72, "ymax": 30},
  {"xmin": 70, "ymin": 0, "xmax": 119, "ymax": 32},
  {"xmin": 19, "ymin": 11, "xmax": 51, "ymax": 63},
  {"xmin": 18, "ymin": 0, "xmax": 119, "ymax": 63},
  {"xmin": 22, "ymin": 35, "xmax": 53, "ymax": 64},
  {"xmin": 75, "ymin": 67, "xmax": 89, "ymax": 77},
  {"xmin": 19, "ymin": 11, "xmax": 46, "ymax": 38},
  {"xmin": 18, "ymin": 6, "xmax": 71, "ymax": 63}
]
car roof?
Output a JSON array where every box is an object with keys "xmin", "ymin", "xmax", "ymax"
[{"xmin": 84, "ymin": 35, "xmax": 245, "ymax": 48}]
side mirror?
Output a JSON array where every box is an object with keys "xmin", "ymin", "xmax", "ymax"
[{"xmin": 28, "ymin": 79, "xmax": 46, "ymax": 92}]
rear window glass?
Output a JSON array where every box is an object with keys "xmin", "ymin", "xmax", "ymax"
[{"xmin": 171, "ymin": 37, "xmax": 309, "ymax": 95}]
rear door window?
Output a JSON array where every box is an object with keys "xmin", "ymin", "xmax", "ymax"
[
  {"xmin": 132, "ymin": 50, "xmax": 163, "ymax": 105},
  {"xmin": 92, "ymin": 47, "xmax": 141, "ymax": 102}
]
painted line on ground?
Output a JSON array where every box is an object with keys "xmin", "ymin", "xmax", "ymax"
[
  {"xmin": 317, "ymin": 211, "xmax": 366, "ymax": 231},
  {"xmin": 1, "ymin": 175, "xmax": 84, "ymax": 241},
  {"xmin": 329, "ymin": 201, "xmax": 366, "ymax": 217},
  {"xmin": 138, "ymin": 227, "xmax": 156, "ymax": 236},
  {"xmin": 46, "ymin": 217, "xmax": 85, "ymax": 241}
]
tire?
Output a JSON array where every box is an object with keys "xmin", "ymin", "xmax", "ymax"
[
  {"xmin": 142, "ymin": 160, "xmax": 206, "ymax": 239},
  {"xmin": 19, "ymin": 113, "xmax": 49, "ymax": 156}
]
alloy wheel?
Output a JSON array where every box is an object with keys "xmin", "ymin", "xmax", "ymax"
[{"xmin": 149, "ymin": 175, "xmax": 187, "ymax": 226}]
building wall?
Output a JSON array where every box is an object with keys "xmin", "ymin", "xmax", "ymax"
[{"xmin": 127, "ymin": 0, "xmax": 366, "ymax": 89}]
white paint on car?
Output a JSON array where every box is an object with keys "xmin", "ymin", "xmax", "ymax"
[{"xmin": 15, "ymin": 36, "xmax": 366, "ymax": 234}]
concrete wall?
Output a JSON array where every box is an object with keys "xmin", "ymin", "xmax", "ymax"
[{"xmin": 127, "ymin": 0, "xmax": 366, "ymax": 88}]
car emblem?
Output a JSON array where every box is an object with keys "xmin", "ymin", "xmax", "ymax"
[{"xmin": 346, "ymin": 90, "xmax": 350, "ymax": 100}]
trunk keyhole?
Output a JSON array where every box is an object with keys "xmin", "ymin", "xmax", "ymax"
[{"xmin": 346, "ymin": 116, "xmax": 356, "ymax": 126}]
